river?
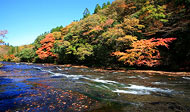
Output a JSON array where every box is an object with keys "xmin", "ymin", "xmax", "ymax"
[{"xmin": 0, "ymin": 62, "xmax": 190, "ymax": 111}]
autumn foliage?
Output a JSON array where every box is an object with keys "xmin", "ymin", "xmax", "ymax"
[
  {"xmin": 2, "ymin": 54, "xmax": 16, "ymax": 61},
  {"xmin": 36, "ymin": 33, "xmax": 57, "ymax": 60},
  {"xmin": 5, "ymin": 0, "xmax": 189, "ymax": 70},
  {"xmin": 113, "ymin": 38, "xmax": 176, "ymax": 67}
]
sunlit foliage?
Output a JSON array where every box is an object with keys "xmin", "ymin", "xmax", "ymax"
[
  {"xmin": 2, "ymin": 54, "xmax": 16, "ymax": 62},
  {"xmin": 113, "ymin": 38, "xmax": 176, "ymax": 67},
  {"xmin": 36, "ymin": 33, "xmax": 57, "ymax": 60},
  {"xmin": 5, "ymin": 0, "xmax": 189, "ymax": 70},
  {"xmin": 132, "ymin": 1, "xmax": 167, "ymax": 35},
  {"xmin": 16, "ymin": 48, "xmax": 35, "ymax": 62}
]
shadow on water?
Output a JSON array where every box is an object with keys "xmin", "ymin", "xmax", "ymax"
[{"xmin": 0, "ymin": 62, "xmax": 190, "ymax": 111}]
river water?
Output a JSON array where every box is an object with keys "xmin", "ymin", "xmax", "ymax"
[{"xmin": 0, "ymin": 62, "xmax": 190, "ymax": 112}]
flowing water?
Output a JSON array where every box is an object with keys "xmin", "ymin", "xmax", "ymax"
[{"xmin": 0, "ymin": 62, "xmax": 190, "ymax": 112}]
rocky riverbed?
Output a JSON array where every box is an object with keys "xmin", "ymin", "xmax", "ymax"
[{"xmin": 0, "ymin": 62, "xmax": 190, "ymax": 111}]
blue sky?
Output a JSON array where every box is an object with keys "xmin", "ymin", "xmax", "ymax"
[{"xmin": 0, "ymin": 0, "xmax": 114, "ymax": 46}]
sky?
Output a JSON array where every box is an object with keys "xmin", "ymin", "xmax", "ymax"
[{"xmin": 0, "ymin": 0, "xmax": 114, "ymax": 46}]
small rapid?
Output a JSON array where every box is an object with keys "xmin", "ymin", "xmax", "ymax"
[
  {"xmin": 35, "ymin": 65, "xmax": 174, "ymax": 95},
  {"xmin": 0, "ymin": 62, "xmax": 190, "ymax": 111}
]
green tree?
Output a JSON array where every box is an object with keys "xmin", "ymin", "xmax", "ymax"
[
  {"xmin": 50, "ymin": 26, "xmax": 63, "ymax": 33},
  {"xmin": 132, "ymin": 1, "xmax": 168, "ymax": 36},
  {"xmin": 102, "ymin": 3, "xmax": 107, "ymax": 9},
  {"xmin": 15, "ymin": 46, "xmax": 19, "ymax": 53},
  {"xmin": 16, "ymin": 48, "xmax": 35, "ymax": 62},
  {"xmin": 83, "ymin": 8, "xmax": 90, "ymax": 18},
  {"xmin": 107, "ymin": 1, "xmax": 111, "ymax": 5},
  {"xmin": 94, "ymin": 4, "xmax": 101, "ymax": 14},
  {"xmin": 7, "ymin": 46, "xmax": 15, "ymax": 55}
]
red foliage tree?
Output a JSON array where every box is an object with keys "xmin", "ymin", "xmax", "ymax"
[{"xmin": 36, "ymin": 33, "xmax": 57, "ymax": 60}]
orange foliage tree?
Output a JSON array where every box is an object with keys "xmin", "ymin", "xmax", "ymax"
[
  {"xmin": 113, "ymin": 38, "xmax": 176, "ymax": 67},
  {"xmin": 36, "ymin": 33, "xmax": 57, "ymax": 60},
  {"xmin": 2, "ymin": 54, "xmax": 16, "ymax": 61}
]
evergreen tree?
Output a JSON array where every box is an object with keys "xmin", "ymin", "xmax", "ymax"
[
  {"xmin": 50, "ymin": 26, "xmax": 63, "ymax": 33},
  {"xmin": 107, "ymin": 1, "xmax": 111, "ymax": 5},
  {"xmin": 94, "ymin": 4, "xmax": 101, "ymax": 14},
  {"xmin": 102, "ymin": 3, "xmax": 107, "ymax": 9},
  {"xmin": 83, "ymin": 8, "xmax": 90, "ymax": 18}
]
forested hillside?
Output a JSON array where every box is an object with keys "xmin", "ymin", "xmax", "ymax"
[{"xmin": 2, "ymin": 0, "xmax": 190, "ymax": 71}]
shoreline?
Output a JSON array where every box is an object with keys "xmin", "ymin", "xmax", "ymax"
[
  {"xmin": 1, "ymin": 62, "xmax": 190, "ymax": 76},
  {"xmin": 56, "ymin": 64, "xmax": 190, "ymax": 76},
  {"xmin": 126, "ymin": 70, "xmax": 190, "ymax": 77}
]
